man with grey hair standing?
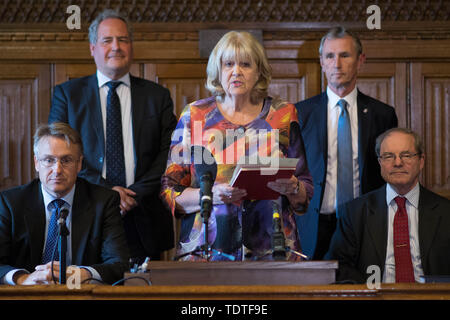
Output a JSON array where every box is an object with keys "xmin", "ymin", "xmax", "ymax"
[
  {"xmin": 295, "ymin": 26, "xmax": 398, "ymax": 260},
  {"xmin": 326, "ymin": 128, "xmax": 450, "ymax": 283},
  {"xmin": 49, "ymin": 9, "xmax": 177, "ymax": 263}
]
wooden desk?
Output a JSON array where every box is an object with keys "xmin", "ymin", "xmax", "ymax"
[
  {"xmin": 0, "ymin": 284, "xmax": 449, "ymax": 300},
  {"xmin": 128, "ymin": 261, "xmax": 338, "ymax": 286}
]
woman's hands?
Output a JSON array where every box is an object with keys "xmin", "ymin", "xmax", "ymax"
[
  {"xmin": 267, "ymin": 175, "xmax": 307, "ymax": 208},
  {"xmin": 212, "ymin": 183, "xmax": 247, "ymax": 205}
]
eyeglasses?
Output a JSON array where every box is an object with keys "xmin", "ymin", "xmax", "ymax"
[
  {"xmin": 378, "ymin": 152, "xmax": 421, "ymax": 164},
  {"xmin": 38, "ymin": 156, "xmax": 78, "ymax": 168}
]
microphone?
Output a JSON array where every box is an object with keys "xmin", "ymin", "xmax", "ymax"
[
  {"xmin": 192, "ymin": 146, "xmax": 217, "ymax": 220},
  {"xmin": 271, "ymin": 202, "xmax": 287, "ymax": 261},
  {"xmin": 58, "ymin": 208, "xmax": 69, "ymax": 226},
  {"xmin": 57, "ymin": 207, "xmax": 70, "ymax": 284}
]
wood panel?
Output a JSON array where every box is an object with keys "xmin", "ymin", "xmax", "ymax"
[
  {"xmin": 411, "ymin": 63, "xmax": 450, "ymax": 199},
  {"xmin": 144, "ymin": 63, "xmax": 208, "ymax": 117},
  {"xmin": 0, "ymin": 64, "xmax": 50, "ymax": 190},
  {"xmin": 146, "ymin": 62, "xmax": 321, "ymax": 117},
  {"xmin": 322, "ymin": 62, "xmax": 408, "ymax": 127},
  {"xmin": 53, "ymin": 63, "xmax": 141, "ymax": 86},
  {"xmin": 357, "ymin": 62, "xmax": 408, "ymax": 128},
  {"xmin": 0, "ymin": 35, "xmax": 448, "ymax": 200},
  {"xmin": 269, "ymin": 62, "xmax": 321, "ymax": 102}
]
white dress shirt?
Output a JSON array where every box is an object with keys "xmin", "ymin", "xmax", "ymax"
[
  {"xmin": 1, "ymin": 185, "xmax": 101, "ymax": 285},
  {"xmin": 320, "ymin": 86, "xmax": 360, "ymax": 213},
  {"xmin": 97, "ymin": 70, "xmax": 136, "ymax": 188},
  {"xmin": 383, "ymin": 182, "xmax": 424, "ymax": 283}
]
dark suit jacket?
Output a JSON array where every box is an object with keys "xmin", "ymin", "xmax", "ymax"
[
  {"xmin": 0, "ymin": 178, "xmax": 130, "ymax": 284},
  {"xmin": 49, "ymin": 73, "xmax": 177, "ymax": 256},
  {"xmin": 295, "ymin": 90, "xmax": 398, "ymax": 258},
  {"xmin": 326, "ymin": 185, "xmax": 450, "ymax": 283}
]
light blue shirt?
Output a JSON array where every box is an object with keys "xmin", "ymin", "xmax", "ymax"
[
  {"xmin": 383, "ymin": 182, "xmax": 424, "ymax": 282},
  {"xmin": 1, "ymin": 184, "xmax": 102, "ymax": 285}
]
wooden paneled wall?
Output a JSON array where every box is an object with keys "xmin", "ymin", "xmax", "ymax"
[{"xmin": 0, "ymin": 2, "xmax": 449, "ymax": 199}]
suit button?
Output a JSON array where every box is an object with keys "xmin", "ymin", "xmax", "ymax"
[{"xmin": 99, "ymin": 156, "xmax": 103, "ymax": 163}]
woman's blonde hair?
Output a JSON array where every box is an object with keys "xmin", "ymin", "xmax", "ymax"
[{"xmin": 206, "ymin": 31, "xmax": 271, "ymax": 104}]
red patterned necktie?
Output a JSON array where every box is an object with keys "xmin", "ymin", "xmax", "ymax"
[{"xmin": 393, "ymin": 196, "xmax": 415, "ymax": 282}]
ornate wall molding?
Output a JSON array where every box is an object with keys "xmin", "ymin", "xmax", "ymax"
[
  {"xmin": 1, "ymin": 0, "xmax": 449, "ymax": 24},
  {"xmin": 1, "ymin": 29, "xmax": 450, "ymax": 42}
]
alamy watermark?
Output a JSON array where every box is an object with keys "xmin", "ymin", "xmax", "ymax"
[
  {"xmin": 169, "ymin": 121, "xmax": 282, "ymax": 174},
  {"xmin": 66, "ymin": 5, "xmax": 81, "ymax": 30},
  {"xmin": 366, "ymin": 4, "xmax": 381, "ymax": 30},
  {"xmin": 366, "ymin": 265, "xmax": 381, "ymax": 289}
]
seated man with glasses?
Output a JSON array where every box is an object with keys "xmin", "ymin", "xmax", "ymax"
[
  {"xmin": 0, "ymin": 122, "xmax": 129, "ymax": 285},
  {"xmin": 326, "ymin": 127, "xmax": 450, "ymax": 283}
]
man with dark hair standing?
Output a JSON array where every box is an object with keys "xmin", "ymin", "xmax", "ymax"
[
  {"xmin": 49, "ymin": 10, "xmax": 177, "ymax": 263},
  {"xmin": 0, "ymin": 123, "xmax": 129, "ymax": 285},
  {"xmin": 295, "ymin": 26, "xmax": 398, "ymax": 260},
  {"xmin": 326, "ymin": 128, "xmax": 450, "ymax": 283}
]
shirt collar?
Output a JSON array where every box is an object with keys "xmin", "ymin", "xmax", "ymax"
[
  {"xmin": 96, "ymin": 70, "xmax": 130, "ymax": 88},
  {"xmin": 386, "ymin": 182, "xmax": 420, "ymax": 209},
  {"xmin": 327, "ymin": 86, "xmax": 358, "ymax": 110},
  {"xmin": 41, "ymin": 183, "xmax": 76, "ymax": 212}
]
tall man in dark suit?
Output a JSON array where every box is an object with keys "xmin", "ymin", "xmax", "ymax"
[
  {"xmin": 0, "ymin": 123, "xmax": 129, "ymax": 285},
  {"xmin": 49, "ymin": 10, "xmax": 177, "ymax": 262},
  {"xmin": 326, "ymin": 128, "xmax": 450, "ymax": 283},
  {"xmin": 295, "ymin": 27, "xmax": 398, "ymax": 260}
]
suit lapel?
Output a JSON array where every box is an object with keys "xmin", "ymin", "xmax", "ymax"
[
  {"xmin": 357, "ymin": 90, "xmax": 372, "ymax": 190},
  {"xmin": 366, "ymin": 187, "xmax": 388, "ymax": 267},
  {"xmin": 87, "ymin": 74, "xmax": 105, "ymax": 158},
  {"xmin": 71, "ymin": 179, "xmax": 94, "ymax": 265},
  {"xmin": 23, "ymin": 180, "xmax": 46, "ymax": 265},
  {"xmin": 130, "ymin": 75, "xmax": 145, "ymax": 168},
  {"xmin": 317, "ymin": 93, "xmax": 329, "ymax": 173},
  {"xmin": 417, "ymin": 186, "xmax": 442, "ymax": 273}
]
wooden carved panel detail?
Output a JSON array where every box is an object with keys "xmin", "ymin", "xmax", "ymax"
[
  {"xmin": 356, "ymin": 78, "xmax": 394, "ymax": 106},
  {"xmin": 1, "ymin": 0, "xmax": 448, "ymax": 23},
  {"xmin": 410, "ymin": 63, "xmax": 450, "ymax": 198},
  {"xmin": 423, "ymin": 78, "xmax": 450, "ymax": 196},
  {"xmin": 160, "ymin": 79, "xmax": 209, "ymax": 117},
  {"xmin": 269, "ymin": 79, "xmax": 305, "ymax": 104},
  {"xmin": 353, "ymin": 62, "xmax": 407, "ymax": 127},
  {"xmin": 145, "ymin": 63, "xmax": 208, "ymax": 117},
  {"xmin": 0, "ymin": 80, "xmax": 36, "ymax": 190},
  {"xmin": 0, "ymin": 65, "xmax": 50, "ymax": 191}
]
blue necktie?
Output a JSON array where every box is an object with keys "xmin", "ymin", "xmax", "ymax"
[
  {"xmin": 42, "ymin": 199, "xmax": 66, "ymax": 264},
  {"xmin": 105, "ymin": 81, "xmax": 126, "ymax": 187},
  {"xmin": 336, "ymin": 99, "xmax": 353, "ymax": 216}
]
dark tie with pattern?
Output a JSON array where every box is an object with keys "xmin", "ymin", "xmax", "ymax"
[
  {"xmin": 105, "ymin": 81, "xmax": 126, "ymax": 187},
  {"xmin": 42, "ymin": 199, "xmax": 66, "ymax": 264},
  {"xmin": 393, "ymin": 196, "xmax": 415, "ymax": 282},
  {"xmin": 336, "ymin": 99, "xmax": 353, "ymax": 216}
]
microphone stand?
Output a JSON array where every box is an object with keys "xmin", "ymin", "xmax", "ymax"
[
  {"xmin": 200, "ymin": 196, "xmax": 212, "ymax": 260},
  {"xmin": 58, "ymin": 210, "xmax": 70, "ymax": 284},
  {"xmin": 174, "ymin": 189, "xmax": 235, "ymax": 262},
  {"xmin": 271, "ymin": 201, "xmax": 309, "ymax": 261}
]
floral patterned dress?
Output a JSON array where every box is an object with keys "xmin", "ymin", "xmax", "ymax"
[{"xmin": 161, "ymin": 96, "xmax": 313, "ymax": 261}]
